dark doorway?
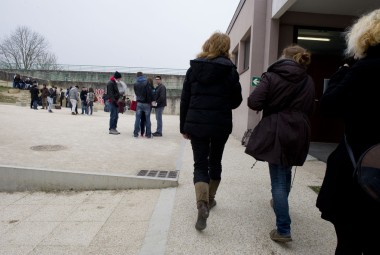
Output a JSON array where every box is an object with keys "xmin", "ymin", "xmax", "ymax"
[{"xmin": 296, "ymin": 27, "xmax": 346, "ymax": 142}]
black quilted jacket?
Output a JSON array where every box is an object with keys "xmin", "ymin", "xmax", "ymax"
[{"xmin": 180, "ymin": 57, "xmax": 242, "ymax": 137}]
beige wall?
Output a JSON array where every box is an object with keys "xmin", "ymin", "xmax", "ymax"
[
  {"xmin": 228, "ymin": 0, "xmax": 254, "ymax": 140},
  {"xmin": 228, "ymin": 0, "xmax": 276, "ymax": 140}
]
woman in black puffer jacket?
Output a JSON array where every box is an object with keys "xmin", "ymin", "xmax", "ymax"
[{"xmin": 180, "ymin": 32, "xmax": 242, "ymax": 231}]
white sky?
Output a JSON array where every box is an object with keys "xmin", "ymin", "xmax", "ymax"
[{"xmin": 0, "ymin": 0, "xmax": 241, "ymax": 70}]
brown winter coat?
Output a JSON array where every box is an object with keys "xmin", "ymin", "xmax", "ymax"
[
  {"xmin": 245, "ymin": 59, "xmax": 315, "ymax": 167},
  {"xmin": 40, "ymin": 87, "xmax": 49, "ymax": 98}
]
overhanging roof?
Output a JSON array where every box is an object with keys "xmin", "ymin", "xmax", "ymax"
[
  {"xmin": 227, "ymin": 0, "xmax": 379, "ymax": 34},
  {"xmin": 286, "ymin": 0, "xmax": 378, "ymax": 17}
]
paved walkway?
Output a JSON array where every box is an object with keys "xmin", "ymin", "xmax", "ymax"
[
  {"xmin": 0, "ymin": 104, "xmax": 336, "ymax": 254},
  {"xmin": 0, "ymin": 104, "xmax": 181, "ymax": 175}
]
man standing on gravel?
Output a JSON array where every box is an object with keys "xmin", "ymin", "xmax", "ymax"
[
  {"xmin": 40, "ymin": 84, "xmax": 49, "ymax": 109},
  {"xmin": 152, "ymin": 75, "xmax": 166, "ymax": 137},
  {"xmin": 106, "ymin": 71, "xmax": 122, "ymax": 135},
  {"xmin": 69, "ymin": 85, "xmax": 79, "ymax": 115}
]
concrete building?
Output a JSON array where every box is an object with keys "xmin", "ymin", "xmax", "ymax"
[{"xmin": 227, "ymin": 0, "xmax": 379, "ymax": 142}]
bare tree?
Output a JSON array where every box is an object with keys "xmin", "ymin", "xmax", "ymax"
[{"xmin": 0, "ymin": 26, "xmax": 60, "ymax": 70}]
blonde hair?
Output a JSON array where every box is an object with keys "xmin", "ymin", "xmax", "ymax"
[
  {"xmin": 197, "ymin": 32, "xmax": 231, "ymax": 59},
  {"xmin": 346, "ymin": 8, "xmax": 380, "ymax": 59},
  {"xmin": 281, "ymin": 44, "xmax": 311, "ymax": 67}
]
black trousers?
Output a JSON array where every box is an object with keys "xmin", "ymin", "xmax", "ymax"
[{"xmin": 190, "ymin": 134, "xmax": 229, "ymax": 184}]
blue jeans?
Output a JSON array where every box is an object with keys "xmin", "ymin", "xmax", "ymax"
[
  {"xmin": 88, "ymin": 102, "xmax": 93, "ymax": 115},
  {"xmin": 155, "ymin": 107, "xmax": 164, "ymax": 134},
  {"xmin": 269, "ymin": 163, "xmax": 292, "ymax": 236},
  {"xmin": 109, "ymin": 103, "xmax": 119, "ymax": 130},
  {"xmin": 32, "ymin": 100, "xmax": 38, "ymax": 110},
  {"xmin": 81, "ymin": 100, "xmax": 88, "ymax": 114},
  {"xmin": 134, "ymin": 103, "xmax": 151, "ymax": 137}
]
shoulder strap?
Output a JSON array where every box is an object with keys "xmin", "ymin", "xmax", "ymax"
[{"xmin": 344, "ymin": 134, "xmax": 357, "ymax": 169}]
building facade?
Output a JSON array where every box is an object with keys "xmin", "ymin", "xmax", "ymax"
[{"xmin": 227, "ymin": 0, "xmax": 379, "ymax": 142}]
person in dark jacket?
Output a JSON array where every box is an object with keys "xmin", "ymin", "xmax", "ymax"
[
  {"xmin": 80, "ymin": 87, "xmax": 88, "ymax": 114},
  {"xmin": 180, "ymin": 32, "xmax": 242, "ymax": 231},
  {"xmin": 107, "ymin": 71, "xmax": 122, "ymax": 135},
  {"xmin": 316, "ymin": 9, "xmax": 380, "ymax": 255},
  {"xmin": 30, "ymin": 84, "xmax": 39, "ymax": 110},
  {"xmin": 133, "ymin": 72, "xmax": 153, "ymax": 138},
  {"xmin": 59, "ymin": 88, "xmax": 65, "ymax": 107},
  {"xmin": 40, "ymin": 84, "xmax": 49, "ymax": 109},
  {"xmin": 13, "ymin": 74, "xmax": 21, "ymax": 88},
  {"xmin": 246, "ymin": 45, "xmax": 315, "ymax": 242},
  {"xmin": 152, "ymin": 75, "xmax": 166, "ymax": 137},
  {"xmin": 140, "ymin": 78, "xmax": 155, "ymax": 137}
]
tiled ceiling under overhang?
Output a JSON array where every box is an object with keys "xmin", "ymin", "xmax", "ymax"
[{"xmin": 289, "ymin": 0, "xmax": 379, "ymax": 17}]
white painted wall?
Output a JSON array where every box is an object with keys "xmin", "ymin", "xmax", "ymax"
[{"xmin": 228, "ymin": 0, "xmax": 255, "ymax": 140}]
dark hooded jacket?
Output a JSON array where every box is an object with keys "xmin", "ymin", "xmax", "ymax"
[
  {"xmin": 180, "ymin": 57, "xmax": 242, "ymax": 137},
  {"xmin": 106, "ymin": 76, "xmax": 119, "ymax": 104},
  {"xmin": 30, "ymin": 85, "xmax": 39, "ymax": 101},
  {"xmin": 134, "ymin": 76, "xmax": 153, "ymax": 104},
  {"xmin": 245, "ymin": 59, "xmax": 315, "ymax": 167}
]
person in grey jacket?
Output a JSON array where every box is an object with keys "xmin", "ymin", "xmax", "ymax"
[
  {"xmin": 152, "ymin": 75, "xmax": 166, "ymax": 136},
  {"xmin": 246, "ymin": 44, "xmax": 315, "ymax": 242},
  {"xmin": 69, "ymin": 85, "xmax": 79, "ymax": 115}
]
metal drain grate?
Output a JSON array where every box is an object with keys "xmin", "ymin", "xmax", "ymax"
[
  {"xmin": 137, "ymin": 170, "xmax": 178, "ymax": 179},
  {"xmin": 147, "ymin": 170, "xmax": 158, "ymax": 177},
  {"xmin": 167, "ymin": 171, "xmax": 178, "ymax": 178},
  {"xmin": 137, "ymin": 170, "xmax": 149, "ymax": 176},
  {"xmin": 157, "ymin": 171, "xmax": 168, "ymax": 178}
]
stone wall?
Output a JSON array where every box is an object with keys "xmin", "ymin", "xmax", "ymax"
[{"xmin": 3, "ymin": 69, "xmax": 185, "ymax": 89}]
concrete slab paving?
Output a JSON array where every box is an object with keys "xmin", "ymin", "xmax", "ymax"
[
  {"xmin": 0, "ymin": 104, "xmax": 337, "ymax": 254},
  {"xmin": 0, "ymin": 104, "xmax": 180, "ymax": 191},
  {"xmin": 0, "ymin": 104, "xmax": 182, "ymax": 176},
  {"xmin": 164, "ymin": 138, "xmax": 336, "ymax": 255}
]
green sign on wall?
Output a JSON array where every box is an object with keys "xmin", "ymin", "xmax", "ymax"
[{"xmin": 252, "ymin": 76, "xmax": 261, "ymax": 87}]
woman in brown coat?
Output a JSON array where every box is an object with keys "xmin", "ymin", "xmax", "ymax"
[{"xmin": 245, "ymin": 45, "xmax": 315, "ymax": 242}]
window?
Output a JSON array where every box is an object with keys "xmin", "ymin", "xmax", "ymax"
[
  {"xmin": 233, "ymin": 50, "xmax": 239, "ymax": 68},
  {"xmin": 243, "ymin": 37, "xmax": 250, "ymax": 70}
]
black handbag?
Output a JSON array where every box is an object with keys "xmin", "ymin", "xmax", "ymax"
[{"xmin": 344, "ymin": 135, "xmax": 380, "ymax": 203}]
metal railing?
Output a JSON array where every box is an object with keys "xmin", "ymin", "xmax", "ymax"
[{"xmin": 0, "ymin": 63, "xmax": 188, "ymax": 75}]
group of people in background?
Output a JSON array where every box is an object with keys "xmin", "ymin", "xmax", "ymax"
[
  {"xmin": 105, "ymin": 71, "xmax": 167, "ymax": 137},
  {"xmin": 65, "ymin": 85, "xmax": 97, "ymax": 115},
  {"xmin": 29, "ymin": 83, "xmax": 60, "ymax": 113},
  {"xmin": 25, "ymin": 69, "xmax": 167, "ymax": 139},
  {"xmin": 13, "ymin": 74, "xmax": 35, "ymax": 90},
  {"xmin": 29, "ymin": 83, "xmax": 95, "ymax": 115}
]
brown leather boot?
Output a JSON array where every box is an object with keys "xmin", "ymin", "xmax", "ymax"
[
  {"xmin": 209, "ymin": 179, "xmax": 221, "ymax": 209},
  {"xmin": 194, "ymin": 182, "xmax": 209, "ymax": 231}
]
